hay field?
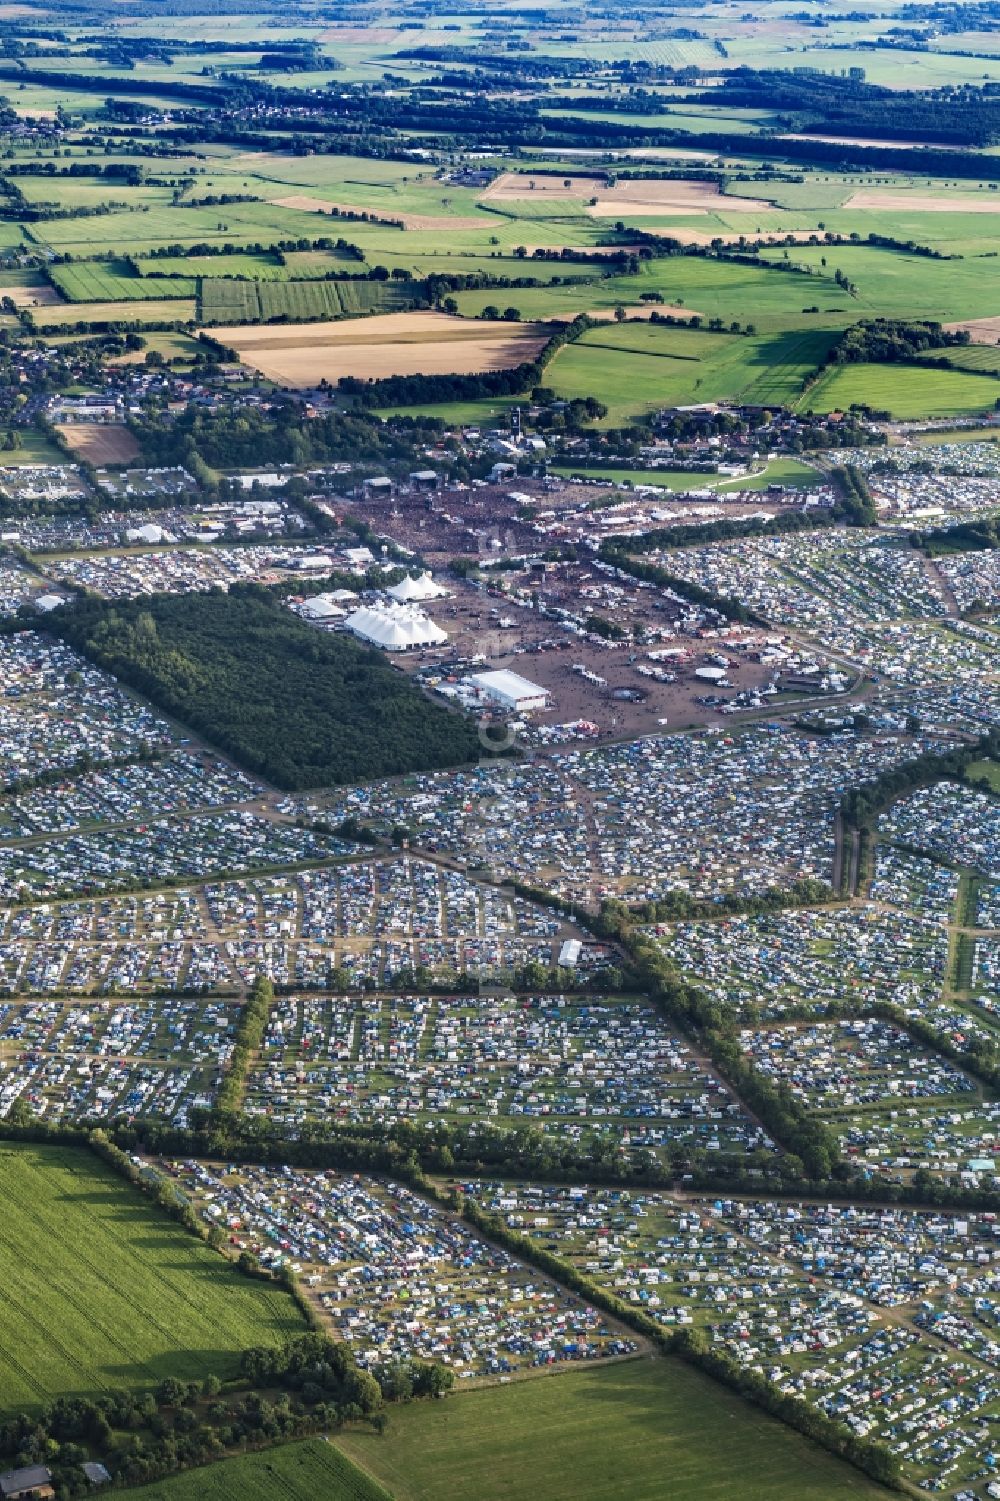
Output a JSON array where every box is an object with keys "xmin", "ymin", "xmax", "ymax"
[
  {"xmin": 35, "ymin": 299, "xmax": 197, "ymax": 326},
  {"xmin": 58, "ymin": 424, "xmax": 141, "ymax": 464},
  {"xmin": 845, "ymin": 190, "xmax": 1000, "ymax": 212},
  {"xmin": 945, "ymin": 315, "xmax": 1000, "ymax": 345},
  {"xmin": 0, "ymin": 1144, "xmax": 303, "ymax": 1409},
  {"xmin": 0, "ymin": 282, "xmax": 63, "ymax": 307},
  {"xmin": 481, "ymin": 172, "xmax": 775, "ymax": 216},
  {"xmin": 218, "ymin": 311, "xmax": 551, "ymax": 386}
]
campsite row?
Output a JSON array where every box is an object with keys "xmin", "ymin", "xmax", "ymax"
[{"xmin": 156, "ymin": 1160, "xmax": 639, "ymax": 1380}]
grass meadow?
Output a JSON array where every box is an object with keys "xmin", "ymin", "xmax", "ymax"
[
  {"xmin": 547, "ymin": 324, "xmax": 834, "ymax": 423},
  {"xmin": 113, "ymin": 1440, "xmax": 392, "ymax": 1501},
  {"xmin": 800, "ymin": 362, "xmax": 1000, "ymax": 418},
  {"xmin": 0, "ymin": 1144, "xmax": 304, "ymax": 1410},
  {"xmin": 337, "ymin": 1358, "xmax": 893, "ymax": 1501}
]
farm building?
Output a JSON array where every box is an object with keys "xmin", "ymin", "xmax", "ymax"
[
  {"xmin": 466, "ymin": 669, "xmax": 550, "ymax": 712},
  {"xmin": 0, "ymin": 1466, "xmax": 54, "ymax": 1501},
  {"xmin": 345, "ymin": 601, "xmax": 448, "ymax": 651}
]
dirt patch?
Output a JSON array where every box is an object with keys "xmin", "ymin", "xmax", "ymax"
[
  {"xmin": 574, "ymin": 304, "xmax": 702, "ymax": 322},
  {"xmin": 845, "ymin": 189, "xmax": 1000, "ymax": 212},
  {"xmin": 215, "ymin": 310, "xmax": 551, "ymax": 387},
  {"xmin": 269, "ymin": 195, "xmax": 488, "ymax": 231},
  {"xmin": 58, "ymin": 425, "xmax": 140, "ymax": 465},
  {"xmin": 482, "ymin": 172, "xmax": 605, "ymax": 201},
  {"xmin": 945, "ymin": 315, "xmax": 1000, "ymax": 345},
  {"xmin": 639, "ymin": 226, "xmax": 823, "ymax": 246},
  {"xmin": 0, "ymin": 283, "xmax": 63, "ymax": 307}
]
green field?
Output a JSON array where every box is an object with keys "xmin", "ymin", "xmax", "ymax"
[
  {"xmin": 50, "ymin": 262, "xmax": 197, "ymax": 302},
  {"xmin": 547, "ymin": 324, "xmax": 835, "ymax": 423},
  {"xmin": 115, "ymin": 1440, "xmax": 392, "ymax": 1501},
  {"xmin": 966, "ymin": 758, "xmax": 1000, "ymax": 792},
  {"xmin": 551, "ymin": 457, "xmax": 820, "ymax": 490},
  {"xmin": 337, "ymin": 1359, "xmax": 891, "ymax": 1501},
  {"xmin": 801, "ymin": 362, "xmax": 1000, "ymax": 419},
  {"xmin": 0, "ymin": 1144, "xmax": 304, "ymax": 1409},
  {"xmin": 200, "ymin": 278, "xmax": 423, "ymax": 324}
]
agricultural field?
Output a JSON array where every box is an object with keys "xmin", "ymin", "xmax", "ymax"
[
  {"xmin": 56, "ymin": 425, "xmax": 141, "ymax": 464},
  {"xmin": 337, "ymin": 1357, "xmax": 892, "ymax": 1501},
  {"xmin": 49, "ymin": 262, "xmax": 197, "ymax": 302},
  {"xmin": 33, "ymin": 299, "xmax": 198, "ymax": 327},
  {"xmin": 200, "ymin": 277, "xmax": 423, "ymax": 325},
  {"xmin": 0, "ymin": 1144, "xmax": 304, "ymax": 1409},
  {"xmin": 114, "ymin": 1442, "xmax": 392, "ymax": 1501},
  {"xmin": 547, "ymin": 324, "xmax": 835, "ymax": 425},
  {"xmin": 801, "ymin": 363, "xmax": 1000, "ymax": 419},
  {"xmin": 219, "ymin": 312, "xmax": 550, "ymax": 386}
]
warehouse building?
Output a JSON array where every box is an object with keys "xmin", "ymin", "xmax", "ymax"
[{"xmin": 466, "ymin": 669, "xmax": 550, "ymax": 712}]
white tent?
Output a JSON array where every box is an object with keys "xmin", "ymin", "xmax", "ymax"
[
  {"xmin": 299, "ymin": 595, "xmax": 346, "ymax": 622},
  {"xmin": 387, "ymin": 571, "xmax": 449, "ymax": 603},
  {"xmin": 345, "ymin": 601, "xmax": 448, "ymax": 651}
]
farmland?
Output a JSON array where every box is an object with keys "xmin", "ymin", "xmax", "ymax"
[
  {"xmin": 337, "ymin": 1358, "xmax": 892, "ymax": 1501},
  {"xmin": 546, "ymin": 325, "xmax": 835, "ymax": 424},
  {"xmin": 50, "ymin": 263, "xmax": 197, "ymax": 303},
  {"xmin": 114, "ymin": 1442, "xmax": 392, "ymax": 1501},
  {"xmin": 56, "ymin": 425, "xmax": 141, "ymax": 464},
  {"xmin": 801, "ymin": 363, "xmax": 1000, "ymax": 419},
  {"xmin": 0, "ymin": 1144, "xmax": 304, "ymax": 1408},
  {"xmin": 200, "ymin": 278, "xmax": 423, "ymax": 325},
  {"xmin": 218, "ymin": 312, "xmax": 551, "ymax": 386}
]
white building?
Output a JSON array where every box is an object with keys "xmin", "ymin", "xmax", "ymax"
[
  {"xmin": 466, "ymin": 669, "xmax": 550, "ymax": 712},
  {"xmin": 299, "ymin": 594, "xmax": 347, "ymax": 623}
]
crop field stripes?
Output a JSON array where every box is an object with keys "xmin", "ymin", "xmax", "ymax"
[{"xmin": 199, "ymin": 278, "xmax": 424, "ymax": 324}]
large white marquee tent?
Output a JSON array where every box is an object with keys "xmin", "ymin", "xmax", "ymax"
[{"xmin": 344, "ymin": 601, "xmax": 448, "ymax": 652}]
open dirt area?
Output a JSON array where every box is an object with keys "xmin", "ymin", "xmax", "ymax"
[
  {"xmin": 57, "ymin": 424, "xmax": 141, "ymax": 465},
  {"xmin": 216, "ymin": 311, "xmax": 551, "ymax": 386},
  {"xmin": 945, "ymin": 315, "xmax": 1000, "ymax": 344},
  {"xmin": 329, "ymin": 478, "xmax": 841, "ymax": 743},
  {"xmin": 268, "ymin": 195, "xmax": 489, "ymax": 231},
  {"xmin": 845, "ymin": 189, "xmax": 1000, "ymax": 211},
  {"xmin": 0, "ymin": 283, "xmax": 63, "ymax": 307}
]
